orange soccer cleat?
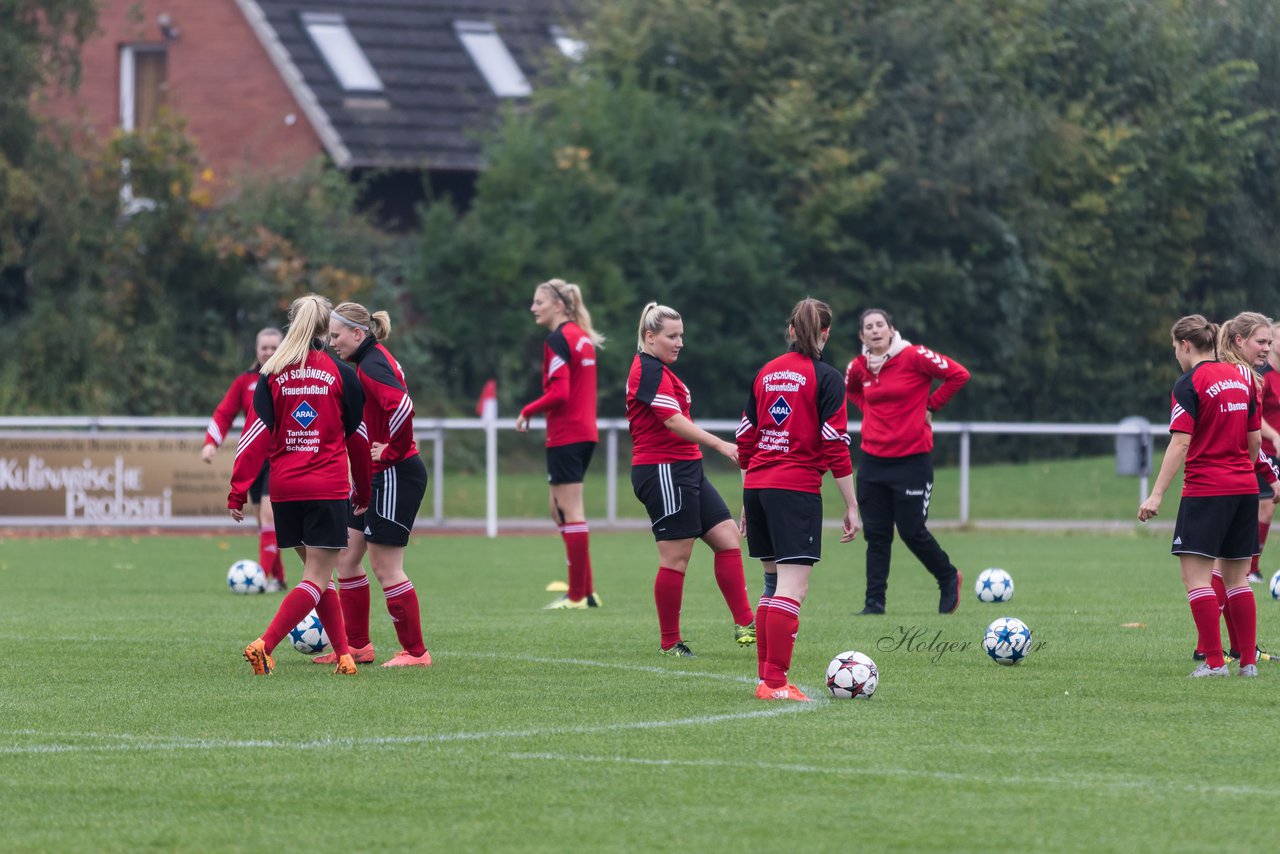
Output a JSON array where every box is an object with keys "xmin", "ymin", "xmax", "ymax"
[
  {"xmin": 754, "ymin": 682, "xmax": 812, "ymax": 702},
  {"xmin": 243, "ymin": 638, "xmax": 274, "ymax": 676},
  {"xmin": 381, "ymin": 650, "xmax": 433, "ymax": 668}
]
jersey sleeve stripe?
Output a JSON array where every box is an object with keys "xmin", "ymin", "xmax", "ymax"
[
  {"xmin": 651, "ymin": 394, "xmax": 682, "ymax": 411},
  {"xmin": 388, "ymin": 395, "xmax": 413, "ymax": 436},
  {"xmin": 206, "ymin": 420, "xmax": 224, "ymax": 446},
  {"xmin": 548, "ymin": 355, "xmax": 567, "ymax": 377},
  {"xmin": 735, "ymin": 415, "xmax": 753, "ymax": 438},
  {"xmin": 233, "ymin": 419, "xmax": 267, "ymax": 461},
  {"xmin": 822, "ymin": 422, "xmax": 851, "ymax": 445}
]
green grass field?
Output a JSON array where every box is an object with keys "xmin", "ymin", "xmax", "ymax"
[{"xmin": 2, "ymin": 527, "xmax": 1274, "ymax": 852}]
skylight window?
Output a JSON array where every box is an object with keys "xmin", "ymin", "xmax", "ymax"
[
  {"xmin": 550, "ymin": 25, "xmax": 586, "ymax": 62},
  {"xmin": 302, "ymin": 12, "xmax": 383, "ymax": 93},
  {"xmin": 454, "ymin": 20, "xmax": 532, "ymax": 98}
]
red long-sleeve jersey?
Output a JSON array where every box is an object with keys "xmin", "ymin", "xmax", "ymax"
[
  {"xmin": 520, "ymin": 321, "xmax": 598, "ymax": 447},
  {"xmin": 736, "ymin": 350, "xmax": 853, "ymax": 493},
  {"xmin": 846, "ymin": 344, "xmax": 970, "ymax": 457},
  {"xmin": 626, "ymin": 353, "xmax": 702, "ymax": 465},
  {"xmin": 1260, "ymin": 364, "xmax": 1280, "ymax": 458},
  {"xmin": 204, "ymin": 369, "xmax": 259, "ymax": 448},
  {"xmin": 350, "ymin": 337, "xmax": 420, "ymax": 474},
  {"xmin": 229, "ymin": 344, "xmax": 371, "ymax": 510}
]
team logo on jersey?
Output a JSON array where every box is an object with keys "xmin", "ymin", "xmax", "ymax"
[
  {"xmin": 291, "ymin": 401, "xmax": 318, "ymax": 428},
  {"xmin": 768, "ymin": 396, "xmax": 793, "ymax": 426}
]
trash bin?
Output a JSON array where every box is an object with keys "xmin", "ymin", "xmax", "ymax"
[{"xmin": 1116, "ymin": 416, "xmax": 1152, "ymax": 477}]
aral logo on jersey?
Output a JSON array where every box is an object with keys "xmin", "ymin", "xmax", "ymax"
[
  {"xmin": 291, "ymin": 401, "xmax": 318, "ymax": 428},
  {"xmin": 768, "ymin": 396, "xmax": 793, "ymax": 426}
]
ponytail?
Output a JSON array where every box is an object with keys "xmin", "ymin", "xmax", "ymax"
[
  {"xmin": 539, "ymin": 279, "xmax": 605, "ymax": 348},
  {"xmin": 788, "ymin": 297, "xmax": 833, "ymax": 359},
  {"xmin": 261, "ymin": 295, "xmax": 333, "ymax": 376},
  {"xmin": 636, "ymin": 302, "xmax": 682, "ymax": 352}
]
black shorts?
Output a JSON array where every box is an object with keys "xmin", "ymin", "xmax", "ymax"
[
  {"xmin": 632, "ymin": 460, "xmax": 733, "ymax": 541},
  {"xmin": 1172, "ymin": 493, "xmax": 1259, "ymax": 560},
  {"xmin": 348, "ymin": 455, "xmax": 428, "ymax": 547},
  {"xmin": 547, "ymin": 442, "xmax": 596, "ymax": 485},
  {"xmin": 273, "ymin": 499, "xmax": 350, "ymax": 550},
  {"xmin": 1258, "ymin": 472, "xmax": 1274, "ymax": 501},
  {"xmin": 742, "ymin": 488, "xmax": 823, "ymax": 566},
  {"xmin": 248, "ymin": 463, "xmax": 269, "ymax": 505}
]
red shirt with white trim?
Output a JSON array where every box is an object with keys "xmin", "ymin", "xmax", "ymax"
[
  {"xmin": 626, "ymin": 353, "xmax": 702, "ymax": 465},
  {"xmin": 520, "ymin": 321, "xmax": 598, "ymax": 447},
  {"xmin": 1169, "ymin": 360, "xmax": 1259, "ymax": 497},
  {"xmin": 1260, "ymin": 363, "xmax": 1280, "ymax": 458},
  {"xmin": 846, "ymin": 344, "xmax": 970, "ymax": 457},
  {"xmin": 204, "ymin": 370, "xmax": 258, "ymax": 448},
  {"xmin": 736, "ymin": 350, "xmax": 853, "ymax": 493},
  {"xmin": 229, "ymin": 344, "xmax": 371, "ymax": 510},
  {"xmin": 350, "ymin": 337, "xmax": 420, "ymax": 475}
]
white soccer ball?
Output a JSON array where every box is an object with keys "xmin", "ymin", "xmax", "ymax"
[
  {"xmin": 983, "ymin": 617, "xmax": 1033, "ymax": 666},
  {"xmin": 288, "ymin": 610, "xmax": 330, "ymax": 655},
  {"xmin": 1270, "ymin": 569, "xmax": 1280, "ymax": 601},
  {"xmin": 226, "ymin": 559, "xmax": 266, "ymax": 595},
  {"xmin": 825, "ymin": 650, "xmax": 878, "ymax": 699},
  {"xmin": 975, "ymin": 567, "xmax": 1015, "ymax": 603}
]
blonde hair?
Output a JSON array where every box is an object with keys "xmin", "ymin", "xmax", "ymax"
[
  {"xmin": 636, "ymin": 302, "xmax": 681, "ymax": 352},
  {"xmin": 332, "ymin": 301, "xmax": 391, "ymax": 341},
  {"xmin": 1218, "ymin": 310, "xmax": 1271, "ymax": 389},
  {"xmin": 261, "ymin": 294, "xmax": 333, "ymax": 376},
  {"xmin": 788, "ymin": 297, "xmax": 833, "ymax": 359},
  {"xmin": 538, "ymin": 279, "xmax": 605, "ymax": 347}
]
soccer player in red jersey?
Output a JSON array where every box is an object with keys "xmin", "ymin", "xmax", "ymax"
[
  {"xmin": 1139, "ymin": 315, "xmax": 1262, "ymax": 677},
  {"xmin": 324, "ymin": 301, "xmax": 432, "ymax": 668},
  {"xmin": 231, "ymin": 295, "xmax": 371, "ymax": 677},
  {"xmin": 202, "ymin": 327, "xmax": 290, "ymax": 591},
  {"xmin": 516, "ymin": 279, "xmax": 605, "ymax": 609},
  {"xmin": 737, "ymin": 298, "xmax": 861, "ymax": 701},
  {"xmin": 1240, "ymin": 315, "xmax": 1280, "ymax": 585},
  {"xmin": 627, "ymin": 302, "xmax": 756, "ymax": 657},
  {"xmin": 845, "ymin": 308, "xmax": 969, "ymax": 616}
]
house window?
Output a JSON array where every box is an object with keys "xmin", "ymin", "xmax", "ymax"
[
  {"xmin": 302, "ymin": 12, "xmax": 384, "ymax": 93},
  {"xmin": 455, "ymin": 21, "xmax": 532, "ymax": 98},
  {"xmin": 119, "ymin": 45, "xmax": 167, "ymax": 131},
  {"xmin": 550, "ymin": 25, "xmax": 586, "ymax": 62}
]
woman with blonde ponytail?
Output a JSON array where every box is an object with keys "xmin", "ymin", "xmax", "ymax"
[
  {"xmin": 517, "ymin": 278, "xmax": 604, "ymax": 609},
  {"xmin": 626, "ymin": 302, "xmax": 755, "ymax": 657},
  {"xmin": 231, "ymin": 294, "xmax": 371, "ymax": 677}
]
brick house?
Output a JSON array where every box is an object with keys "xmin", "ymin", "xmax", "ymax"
[{"xmin": 40, "ymin": 0, "xmax": 580, "ymax": 214}]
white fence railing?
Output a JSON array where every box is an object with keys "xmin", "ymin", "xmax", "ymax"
[{"xmin": 0, "ymin": 415, "xmax": 1158, "ymax": 532}]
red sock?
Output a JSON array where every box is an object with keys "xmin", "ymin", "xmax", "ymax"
[
  {"xmin": 763, "ymin": 596, "xmax": 801, "ymax": 689},
  {"xmin": 1226, "ymin": 586, "xmax": 1257, "ymax": 666},
  {"xmin": 1188, "ymin": 587, "xmax": 1224, "ymax": 669},
  {"xmin": 384, "ymin": 580, "xmax": 427, "ymax": 657},
  {"xmin": 654, "ymin": 567, "xmax": 685, "ymax": 648},
  {"xmin": 337, "ymin": 574, "xmax": 372, "ymax": 648},
  {"xmin": 755, "ymin": 598, "xmax": 772, "ymax": 681},
  {"xmin": 1254, "ymin": 521, "xmax": 1270, "ymax": 576},
  {"xmin": 315, "ymin": 582, "xmax": 350, "ymax": 657},
  {"xmin": 1211, "ymin": 571, "xmax": 1239, "ymax": 655},
  {"xmin": 259, "ymin": 527, "xmax": 284, "ymax": 583},
  {"xmin": 262, "ymin": 581, "xmax": 321, "ymax": 654},
  {"xmin": 713, "ymin": 549, "xmax": 754, "ymax": 626},
  {"xmin": 561, "ymin": 523, "xmax": 592, "ymax": 601}
]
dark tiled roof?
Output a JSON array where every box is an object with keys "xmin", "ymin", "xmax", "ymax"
[{"xmin": 250, "ymin": 0, "xmax": 578, "ymax": 170}]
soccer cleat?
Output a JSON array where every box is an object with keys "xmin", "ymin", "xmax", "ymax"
[
  {"xmin": 1248, "ymin": 571, "xmax": 1264, "ymax": 585},
  {"xmin": 243, "ymin": 638, "xmax": 274, "ymax": 676},
  {"xmin": 544, "ymin": 594, "xmax": 588, "ymax": 610},
  {"xmin": 754, "ymin": 682, "xmax": 813, "ymax": 702},
  {"xmin": 381, "ymin": 649, "xmax": 433, "ymax": 667},
  {"xmin": 856, "ymin": 603, "xmax": 885, "ymax": 616},
  {"xmin": 1188, "ymin": 663, "xmax": 1230, "ymax": 678},
  {"xmin": 1239, "ymin": 663, "xmax": 1259, "ymax": 677},
  {"xmin": 939, "ymin": 570, "xmax": 962, "ymax": 614},
  {"xmin": 658, "ymin": 641, "xmax": 695, "ymax": 658},
  {"xmin": 264, "ymin": 579, "xmax": 286, "ymax": 593},
  {"xmin": 586, "ymin": 592, "xmax": 603, "ymax": 608},
  {"xmin": 333, "ymin": 654, "xmax": 358, "ymax": 675},
  {"xmin": 734, "ymin": 621, "xmax": 757, "ymax": 645},
  {"xmin": 1193, "ymin": 649, "xmax": 1239, "ymax": 663},
  {"xmin": 313, "ymin": 643, "xmax": 376, "ymax": 665},
  {"xmin": 1255, "ymin": 646, "xmax": 1278, "ymax": 663}
]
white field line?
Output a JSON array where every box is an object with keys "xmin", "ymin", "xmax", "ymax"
[
  {"xmin": 0, "ymin": 652, "xmax": 822, "ymax": 757},
  {"xmin": 506, "ymin": 752, "xmax": 1280, "ymax": 798}
]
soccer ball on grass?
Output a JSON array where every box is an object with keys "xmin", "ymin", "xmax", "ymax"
[
  {"xmin": 983, "ymin": 617, "xmax": 1033, "ymax": 665},
  {"xmin": 288, "ymin": 610, "xmax": 330, "ymax": 655},
  {"xmin": 825, "ymin": 650, "xmax": 878, "ymax": 699},
  {"xmin": 975, "ymin": 567, "xmax": 1014, "ymax": 603},
  {"xmin": 1270, "ymin": 569, "xmax": 1280, "ymax": 601},
  {"xmin": 226, "ymin": 559, "xmax": 266, "ymax": 595}
]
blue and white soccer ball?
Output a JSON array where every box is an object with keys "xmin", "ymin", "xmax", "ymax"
[
  {"xmin": 975, "ymin": 568, "xmax": 1015, "ymax": 603},
  {"xmin": 1270, "ymin": 569, "xmax": 1280, "ymax": 601},
  {"xmin": 288, "ymin": 610, "xmax": 330, "ymax": 655},
  {"xmin": 983, "ymin": 617, "xmax": 1033, "ymax": 666},
  {"xmin": 826, "ymin": 650, "xmax": 879, "ymax": 699},
  {"xmin": 226, "ymin": 559, "xmax": 266, "ymax": 595}
]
